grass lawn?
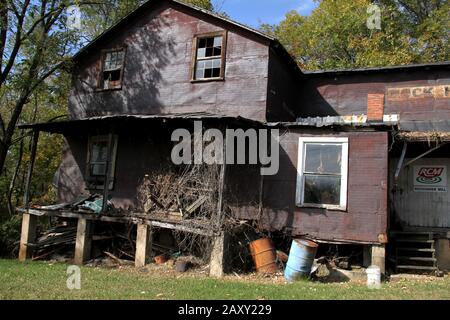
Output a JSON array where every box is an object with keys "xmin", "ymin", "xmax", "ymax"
[{"xmin": 0, "ymin": 259, "xmax": 449, "ymax": 300}]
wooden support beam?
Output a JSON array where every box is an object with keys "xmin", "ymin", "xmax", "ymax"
[
  {"xmin": 18, "ymin": 213, "xmax": 37, "ymax": 261},
  {"xmin": 210, "ymin": 232, "xmax": 226, "ymax": 278},
  {"xmin": 23, "ymin": 129, "xmax": 39, "ymax": 209},
  {"xmin": 74, "ymin": 218, "xmax": 93, "ymax": 265},
  {"xmin": 404, "ymin": 142, "xmax": 449, "ymax": 168},
  {"xmin": 363, "ymin": 245, "xmax": 372, "ymax": 268},
  {"xmin": 394, "ymin": 141, "xmax": 407, "ymax": 182},
  {"xmin": 135, "ymin": 223, "xmax": 152, "ymax": 268},
  {"xmin": 215, "ymin": 127, "xmax": 227, "ymax": 230},
  {"xmin": 371, "ymin": 244, "xmax": 386, "ymax": 274},
  {"xmin": 102, "ymin": 133, "xmax": 114, "ymax": 213}
]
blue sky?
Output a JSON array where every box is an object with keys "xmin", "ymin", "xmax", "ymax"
[{"xmin": 214, "ymin": 0, "xmax": 318, "ymax": 27}]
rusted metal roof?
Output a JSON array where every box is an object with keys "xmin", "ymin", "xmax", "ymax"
[
  {"xmin": 18, "ymin": 112, "xmax": 264, "ymax": 133},
  {"xmin": 267, "ymin": 114, "xmax": 399, "ymax": 128},
  {"xmin": 303, "ymin": 61, "xmax": 450, "ymax": 76},
  {"xmin": 399, "ymin": 120, "xmax": 450, "ymax": 133}
]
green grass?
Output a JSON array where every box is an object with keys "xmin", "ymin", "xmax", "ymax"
[{"xmin": 0, "ymin": 259, "xmax": 449, "ymax": 300}]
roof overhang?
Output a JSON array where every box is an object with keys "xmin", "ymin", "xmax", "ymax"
[{"xmin": 18, "ymin": 113, "xmax": 263, "ymax": 134}]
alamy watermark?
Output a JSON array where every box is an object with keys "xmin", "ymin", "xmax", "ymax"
[
  {"xmin": 66, "ymin": 265, "xmax": 81, "ymax": 290},
  {"xmin": 66, "ymin": 5, "xmax": 82, "ymax": 30},
  {"xmin": 367, "ymin": 4, "xmax": 381, "ymax": 30},
  {"xmin": 171, "ymin": 121, "xmax": 280, "ymax": 176}
]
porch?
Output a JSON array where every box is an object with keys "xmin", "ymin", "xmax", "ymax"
[
  {"xmin": 16, "ymin": 113, "xmax": 263, "ymax": 277},
  {"xmin": 389, "ymin": 125, "xmax": 450, "ymax": 274}
]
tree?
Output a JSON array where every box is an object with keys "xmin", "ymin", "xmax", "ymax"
[
  {"xmin": 80, "ymin": 0, "xmax": 214, "ymax": 41},
  {"xmin": 183, "ymin": 0, "xmax": 213, "ymax": 11},
  {"xmin": 0, "ymin": 1, "xmax": 84, "ymax": 181},
  {"xmin": 262, "ymin": 0, "xmax": 448, "ymax": 70},
  {"xmin": 0, "ymin": 0, "xmax": 217, "ymax": 215}
]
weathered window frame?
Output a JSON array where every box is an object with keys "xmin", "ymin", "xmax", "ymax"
[
  {"xmin": 97, "ymin": 47, "xmax": 127, "ymax": 91},
  {"xmin": 296, "ymin": 137, "xmax": 349, "ymax": 211},
  {"xmin": 191, "ymin": 31, "xmax": 227, "ymax": 82},
  {"xmin": 85, "ymin": 135, "xmax": 119, "ymax": 190}
]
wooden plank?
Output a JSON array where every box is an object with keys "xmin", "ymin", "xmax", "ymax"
[
  {"xmin": 18, "ymin": 213, "xmax": 37, "ymax": 262},
  {"xmin": 149, "ymin": 220, "xmax": 211, "ymax": 236},
  {"xmin": 18, "ymin": 208, "xmax": 212, "ymax": 236},
  {"xmin": 74, "ymin": 218, "xmax": 93, "ymax": 265}
]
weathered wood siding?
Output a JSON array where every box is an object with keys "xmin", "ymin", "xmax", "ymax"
[
  {"xmin": 69, "ymin": 2, "xmax": 270, "ymax": 121},
  {"xmin": 390, "ymin": 157, "xmax": 450, "ymax": 229},
  {"xmin": 55, "ymin": 124, "xmax": 178, "ymax": 209},
  {"xmin": 260, "ymin": 130, "xmax": 389, "ymax": 243},
  {"xmin": 299, "ymin": 69, "xmax": 450, "ymax": 120}
]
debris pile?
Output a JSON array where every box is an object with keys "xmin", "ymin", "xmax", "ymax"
[
  {"xmin": 32, "ymin": 223, "xmax": 77, "ymax": 261},
  {"xmin": 32, "ymin": 194, "xmax": 115, "ymax": 214},
  {"xmin": 137, "ymin": 164, "xmax": 220, "ymax": 220}
]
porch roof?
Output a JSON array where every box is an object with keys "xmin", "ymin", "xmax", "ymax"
[
  {"xmin": 18, "ymin": 112, "xmax": 263, "ymax": 133},
  {"xmin": 397, "ymin": 120, "xmax": 450, "ymax": 142}
]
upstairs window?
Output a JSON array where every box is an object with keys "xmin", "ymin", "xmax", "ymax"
[
  {"xmin": 296, "ymin": 137, "xmax": 348, "ymax": 210},
  {"xmin": 99, "ymin": 48, "xmax": 125, "ymax": 90},
  {"xmin": 192, "ymin": 31, "xmax": 227, "ymax": 81},
  {"xmin": 86, "ymin": 135, "xmax": 118, "ymax": 190}
]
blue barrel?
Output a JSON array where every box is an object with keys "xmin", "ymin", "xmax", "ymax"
[{"xmin": 284, "ymin": 239, "xmax": 318, "ymax": 282}]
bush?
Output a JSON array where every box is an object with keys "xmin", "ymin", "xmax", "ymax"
[{"xmin": 0, "ymin": 215, "xmax": 22, "ymax": 257}]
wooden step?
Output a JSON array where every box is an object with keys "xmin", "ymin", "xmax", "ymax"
[
  {"xmin": 396, "ymin": 239, "xmax": 434, "ymax": 244},
  {"xmin": 397, "ymin": 256, "xmax": 437, "ymax": 262},
  {"xmin": 397, "ymin": 247, "xmax": 435, "ymax": 252},
  {"xmin": 391, "ymin": 231, "xmax": 434, "ymax": 236},
  {"xmin": 396, "ymin": 265, "xmax": 438, "ymax": 271}
]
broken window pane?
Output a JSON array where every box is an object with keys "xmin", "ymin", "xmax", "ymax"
[
  {"xmin": 104, "ymin": 51, "xmax": 123, "ymax": 71},
  {"xmin": 102, "ymin": 49, "xmax": 124, "ymax": 89},
  {"xmin": 304, "ymin": 144, "xmax": 342, "ymax": 174},
  {"xmin": 194, "ymin": 35, "xmax": 224, "ymax": 80},
  {"xmin": 304, "ymin": 175, "xmax": 341, "ymax": 206}
]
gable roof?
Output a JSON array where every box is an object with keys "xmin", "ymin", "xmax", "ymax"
[{"xmin": 73, "ymin": 0, "xmax": 302, "ymax": 77}]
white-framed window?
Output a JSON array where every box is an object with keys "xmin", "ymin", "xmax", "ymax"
[{"xmin": 296, "ymin": 137, "xmax": 349, "ymax": 210}]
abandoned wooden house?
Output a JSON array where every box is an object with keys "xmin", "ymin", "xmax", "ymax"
[{"xmin": 17, "ymin": 0, "xmax": 450, "ymax": 276}]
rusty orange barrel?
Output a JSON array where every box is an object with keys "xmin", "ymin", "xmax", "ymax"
[
  {"xmin": 154, "ymin": 254, "xmax": 169, "ymax": 264},
  {"xmin": 249, "ymin": 238, "xmax": 278, "ymax": 273}
]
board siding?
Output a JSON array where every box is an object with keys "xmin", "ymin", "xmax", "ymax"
[
  {"xmin": 299, "ymin": 69, "xmax": 450, "ymax": 121},
  {"xmin": 260, "ymin": 130, "xmax": 389, "ymax": 243}
]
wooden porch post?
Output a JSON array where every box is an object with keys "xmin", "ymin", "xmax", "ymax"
[
  {"xmin": 210, "ymin": 127, "xmax": 227, "ymax": 277},
  {"xmin": 371, "ymin": 244, "xmax": 386, "ymax": 274},
  {"xmin": 74, "ymin": 218, "xmax": 93, "ymax": 265},
  {"xmin": 210, "ymin": 231, "xmax": 226, "ymax": 277},
  {"xmin": 18, "ymin": 214, "xmax": 37, "ymax": 262},
  {"xmin": 18, "ymin": 129, "xmax": 39, "ymax": 261},
  {"xmin": 135, "ymin": 223, "xmax": 152, "ymax": 268}
]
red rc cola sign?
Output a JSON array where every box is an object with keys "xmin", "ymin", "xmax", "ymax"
[{"xmin": 413, "ymin": 166, "xmax": 448, "ymax": 192}]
